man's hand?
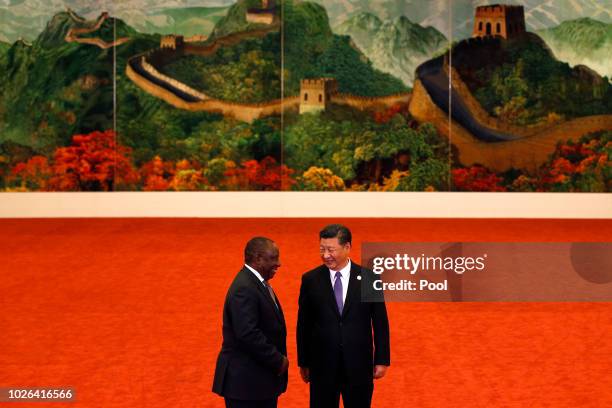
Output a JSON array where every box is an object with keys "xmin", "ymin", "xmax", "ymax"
[
  {"xmin": 278, "ymin": 356, "xmax": 289, "ymax": 376},
  {"xmin": 373, "ymin": 365, "xmax": 388, "ymax": 379},
  {"xmin": 299, "ymin": 367, "xmax": 310, "ymax": 383}
]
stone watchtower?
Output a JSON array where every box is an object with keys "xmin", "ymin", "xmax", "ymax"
[
  {"xmin": 299, "ymin": 78, "xmax": 338, "ymax": 114},
  {"xmin": 246, "ymin": 0, "xmax": 276, "ymax": 25},
  {"xmin": 160, "ymin": 35, "xmax": 184, "ymax": 50},
  {"xmin": 472, "ymin": 4, "xmax": 526, "ymax": 39}
]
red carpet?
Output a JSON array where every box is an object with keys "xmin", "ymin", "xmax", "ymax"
[{"xmin": 1, "ymin": 218, "xmax": 611, "ymax": 407}]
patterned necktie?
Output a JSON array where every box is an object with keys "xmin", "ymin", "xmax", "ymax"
[
  {"xmin": 334, "ymin": 271, "xmax": 343, "ymax": 314},
  {"xmin": 264, "ymin": 281, "xmax": 279, "ymax": 309}
]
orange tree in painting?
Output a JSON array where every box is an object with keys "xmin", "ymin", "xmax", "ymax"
[
  {"xmin": 140, "ymin": 156, "xmax": 176, "ymax": 191},
  {"xmin": 139, "ymin": 156, "xmax": 208, "ymax": 191},
  {"xmin": 52, "ymin": 130, "xmax": 139, "ymax": 191},
  {"xmin": 9, "ymin": 130, "xmax": 139, "ymax": 191},
  {"xmin": 535, "ymin": 131, "xmax": 610, "ymax": 192},
  {"xmin": 223, "ymin": 157, "xmax": 296, "ymax": 191},
  {"xmin": 452, "ymin": 165, "xmax": 507, "ymax": 192},
  {"xmin": 9, "ymin": 156, "xmax": 53, "ymax": 191},
  {"xmin": 373, "ymin": 104, "xmax": 409, "ymax": 125},
  {"xmin": 452, "ymin": 131, "xmax": 610, "ymax": 192}
]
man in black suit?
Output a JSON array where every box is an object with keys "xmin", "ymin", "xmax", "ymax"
[
  {"xmin": 297, "ymin": 224, "xmax": 390, "ymax": 408},
  {"xmin": 213, "ymin": 237, "xmax": 289, "ymax": 408}
]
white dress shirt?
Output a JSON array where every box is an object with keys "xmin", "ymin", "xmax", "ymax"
[
  {"xmin": 328, "ymin": 259, "xmax": 351, "ymax": 303},
  {"xmin": 245, "ymin": 263, "xmax": 265, "ymax": 283},
  {"xmin": 245, "ymin": 263, "xmax": 278, "ymax": 308}
]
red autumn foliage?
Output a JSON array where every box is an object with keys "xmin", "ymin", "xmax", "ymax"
[
  {"xmin": 140, "ymin": 156, "xmax": 175, "ymax": 191},
  {"xmin": 170, "ymin": 159, "xmax": 206, "ymax": 191},
  {"xmin": 373, "ymin": 104, "xmax": 408, "ymax": 124},
  {"xmin": 140, "ymin": 156, "xmax": 207, "ymax": 191},
  {"xmin": 535, "ymin": 135, "xmax": 609, "ymax": 191},
  {"xmin": 140, "ymin": 156, "xmax": 206, "ymax": 191},
  {"xmin": 10, "ymin": 130, "xmax": 139, "ymax": 191},
  {"xmin": 10, "ymin": 156, "xmax": 53, "ymax": 190},
  {"xmin": 450, "ymin": 134, "xmax": 609, "ymax": 192},
  {"xmin": 223, "ymin": 157, "xmax": 296, "ymax": 191},
  {"xmin": 49, "ymin": 130, "xmax": 139, "ymax": 191},
  {"xmin": 452, "ymin": 165, "xmax": 507, "ymax": 192},
  {"xmin": 540, "ymin": 157, "xmax": 575, "ymax": 185}
]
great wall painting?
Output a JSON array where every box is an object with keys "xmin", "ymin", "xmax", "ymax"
[{"xmin": 0, "ymin": 0, "xmax": 610, "ymax": 192}]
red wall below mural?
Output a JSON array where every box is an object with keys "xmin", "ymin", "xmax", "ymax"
[{"xmin": 1, "ymin": 218, "xmax": 611, "ymax": 407}]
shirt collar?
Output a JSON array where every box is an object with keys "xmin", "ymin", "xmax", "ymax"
[
  {"xmin": 245, "ymin": 263, "xmax": 265, "ymax": 283},
  {"xmin": 329, "ymin": 259, "xmax": 351, "ymax": 279}
]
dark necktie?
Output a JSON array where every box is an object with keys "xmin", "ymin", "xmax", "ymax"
[
  {"xmin": 264, "ymin": 281, "xmax": 279, "ymax": 309},
  {"xmin": 334, "ymin": 271, "xmax": 343, "ymax": 314}
]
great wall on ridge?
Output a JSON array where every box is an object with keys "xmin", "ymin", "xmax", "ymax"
[
  {"xmin": 65, "ymin": 2, "xmax": 610, "ymax": 172},
  {"xmin": 410, "ymin": 32, "xmax": 612, "ymax": 172},
  {"xmin": 65, "ymin": 9, "xmax": 131, "ymax": 49},
  {"xmin": 124, "ymin": 5, "xmax": 412, "ymax": 123}
]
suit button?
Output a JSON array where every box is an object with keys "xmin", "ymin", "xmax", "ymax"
[{"xmin": 339, "ymin": 322, "xmax": 343, "ymax": 327}]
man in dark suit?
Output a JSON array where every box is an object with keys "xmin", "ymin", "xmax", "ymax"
[
  {"xmin": 213, "ymin": 237, "xmax": 289, "ymax": 408},
  {"xmin": 297, "ymin": 224, "xmax": 390, "ymax": 408}
]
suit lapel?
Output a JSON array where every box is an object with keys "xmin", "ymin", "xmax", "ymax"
[
  {"xmin": 341, "ymin": 262, "xmax": 361, "ymax": 318},
  {"xmin": 242, "ymin": 267, "xmax": 284, "ymax": 324},
  {"xmin": 276, "ymin": 297, "xmax": 286, "ymax": 332}
]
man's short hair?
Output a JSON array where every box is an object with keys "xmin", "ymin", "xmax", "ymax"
[
  {"xmin": 319, "ymin": 224, "xmax": 352, "ymax": 245},
  {"xmin": 244, "ymin": 237, "xmax": 275, "ymax": 263}
]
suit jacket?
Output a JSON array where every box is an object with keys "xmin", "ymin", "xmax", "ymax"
[
  {"xmin": 213, "ymin": 267, "xmax": 288, "ymax": 400},
  {"xmin": 297, "ymin": 262, "xmax": 390, "ymax": 386}
]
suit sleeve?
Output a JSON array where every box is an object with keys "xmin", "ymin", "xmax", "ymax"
[
  {"xmin": 296, "ymin": 274, "xmax": 312, "ymax": 368},
  {"xmin": 371, "ymin": 293, "xmax": 391, "ymax": 366},
  {"xmin": 229, "ymin": 286, "xmax": 285, "ymax": 372}
]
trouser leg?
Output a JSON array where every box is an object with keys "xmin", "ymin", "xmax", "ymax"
[
  {"xmin": 224, "ymin": 398, "xmax": 278, "ymax": 408},
  {"xmin": 341, "ymin": 382, "xmax": 374, "ymax": 408},
  {"xmin": 309, "ymin": 381, "xmax": 341, "ymax": 408}
]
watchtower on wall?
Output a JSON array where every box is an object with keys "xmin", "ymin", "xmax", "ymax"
[
  {"xmin": 299, "ymin": 78, "xmax": 338, "ymax": 114},
  {"xmin": 472, "ymin": 4, "xmax": 526, "ymax": 39},
  {"xmin": 246, "ymin": 0, "xmax": 276, "ymax": 25},
  {"xmin": 160, "ymin": 35, "xmax": 184, "ymax": 50}
]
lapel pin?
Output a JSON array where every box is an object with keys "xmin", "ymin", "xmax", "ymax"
[{"xmin": 357, "ymin": 275, "xmax": 362, "ymax": 280}]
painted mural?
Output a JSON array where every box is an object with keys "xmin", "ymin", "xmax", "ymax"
[{"xmin": 0, "ymin": 0, "xmax": 610, "ymax": 192}]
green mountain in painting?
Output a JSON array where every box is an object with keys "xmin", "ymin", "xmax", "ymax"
[
  {"xmin": 0, "ymin": 0, "xmax": 408, "ymax": 158},
  {"xmin": 0, "ymin": 11, "xmax": 158, "ymax": 155},
  {"xmin": 0, "ymin": 41, "xmax": 10, "ymax": 55},
  {"xmin": 164, "ymin": 0, "xmax": 407, "ymax": 102},
  {"xmin": 336, "ymin": 12, "xmax": 447, "ymax": 86},
  {"xmin": 4, "ymin": 2, "xmax": 607, "ymax": 192},
  {"xmin": 0, "ymin": 3, "xmax": 231, "ymax": 43},
  {"xmin": 452, "ymin": 32, "xmax": 612, "ymax": 125},
  {"xmin": 209, "ymin": 0, "xmax": 275, "ymax": 39},
  {"xmin": 0, "ymin": 2, "xmax": 428, "ymax": 192},
  {"xmin": 536, "ymin": 17, "xmax": 612, "ymax": 78}
]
